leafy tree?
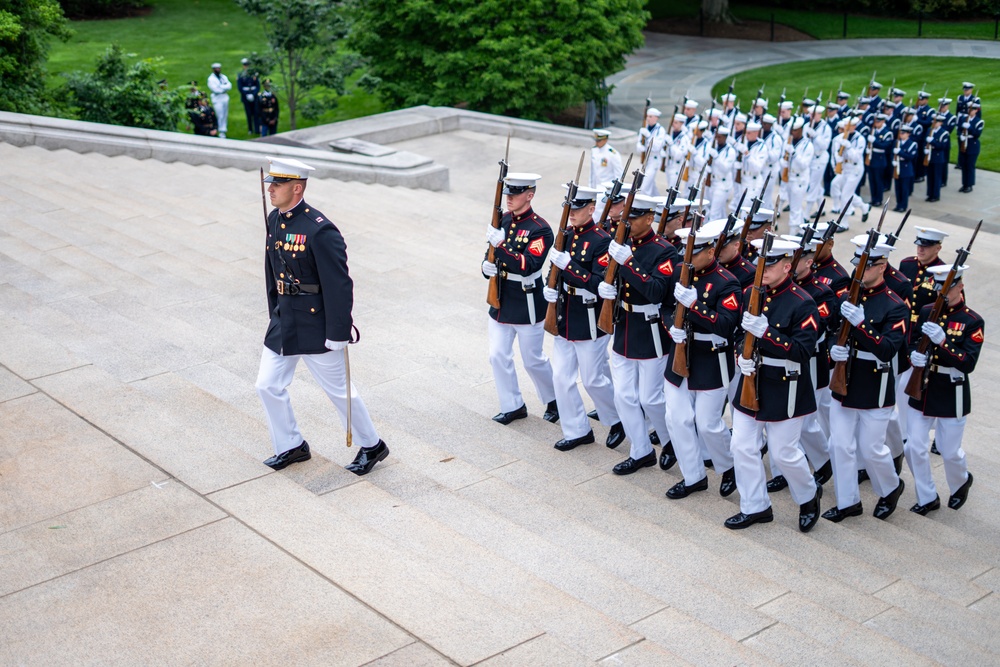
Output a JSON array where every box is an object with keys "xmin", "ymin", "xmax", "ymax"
[
  {"xmin": 350, "ymin": 0, "xmax": 648, "ymax": 121},
  {"xmin": 234, "ymin": 0, "xmax": 377, "ymax": 130},
  {"xmin": 0, "ymin": 0, "xmax": 72, "ymax": 114},
  {"xmin": 63, "ymin": 44, "xmax": 185, "ymax": 131}
]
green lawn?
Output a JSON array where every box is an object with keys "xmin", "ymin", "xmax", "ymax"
[
  {"xmin": 45, "ymin": 0, "xmax": 384, "ymax": 140},
  {"xmin": 710, "ymin": 56, "xmax": 999, "ymax": 171},
  {"xmin": 646, "ymin": 0, "xmax": 1000, "ymax": 40}
]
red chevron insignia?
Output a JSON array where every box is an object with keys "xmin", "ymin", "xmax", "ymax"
[
  {"xmin": 658, "ymin": 260, "xmax": 674, "ymax": 275},
  {"xmin": 597, "ymin": 253, "xmax": 609, "ymax": 267},
  {"xmin": 528, "ymin": 238, "xmax": 545, "ymax": 257},
  {"xmin": 722, "ymin": 293, "xmax": 739, "ymax": 311},
  {"xmin": 801, "ymin": 315, "xmax": 818, "ymax": 331},
  {"xmin": 818, "ymin": 302, "xmax": 830, "ymax": 318},
  {"xmin": 971, "ymin": 328, "xmax": 984, "ymax": 343}
]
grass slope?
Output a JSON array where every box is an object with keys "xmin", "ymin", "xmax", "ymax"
[
  {"xmin": 46, "ymin": 0, "xmax": 383, "ymax": 140},
  {"xmin": 711, "ymin": 56, "xmax": 998, "ymax": 171}
]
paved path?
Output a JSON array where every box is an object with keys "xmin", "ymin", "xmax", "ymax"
[{"xmin": 607, "ymin": 33, "xmax": 1000, "ymax": 232}]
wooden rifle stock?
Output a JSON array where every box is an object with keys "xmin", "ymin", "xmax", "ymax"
[
  {"xmin": 597, "ymin": 165, "xmax": 646, "ymax": 335},
  {"xmin": 780, "ymin": 129, "xmax": 793, "ymax": 183},
  {"xmin": 543, "ymin": 152, "xmax": 586, "ymax": 336},
  {"xmin": 828, "ymin": 227, "xmax": 882, "ymax": 395},
  {"xmin": 670, "ymin": 209, "xmax": 704, "ymax": 377},
  {"xmin": 738, "ymin": 232, "xmax": 775, "ymax": 411},
  {"xmin": 486, "ymin": 135, "xmax": 511, "ymax": 309},
  {"xmin": 893, "ymin": 139, "xmax": 901, "ymax": 179},
  {"xmin": 905, "ymin": 220, "xmax": 982, "ymax": 399}
]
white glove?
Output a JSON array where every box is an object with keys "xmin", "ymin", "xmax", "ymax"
[
  {"xmin": 246, "ymin": 94, "xmax": 254, "ymax": 101},
  {"xmin": 866, "ymin": 133, "xmax": 875, "ymax": 144},
  {"xmin": 779, "ymin": 159, "xmax": 789, "ymax": 170},
  {"xmin": 962, "ymin": 122, "xmax": 971, "ymax": 129},
  {"xmin": 841, "ymin": 301, "xmax": 865, "ymax": 327},
  {"xmin": 738, "ymin": 355, "xmax": 756, "ymax": 376},
  {"xmin": 608, "ymin": 240, "xmax": 632, "ymax": 265},
  {"xmin": 598, "ymin": 282, "xmax": 617, "ymax": 300},
  {"xmin": 804, "ymin": 126, "xmax": 816, "ymax": 139},
  {"xmin": 542, "ymin": 286, "xmax": 558, "ymax": 303},
  {"xmin": 486, "ymin": 225, "xmax": 505, "ymax": 247},
  {"xmin": 893, "ymin": 147, "xmax": 900, "ymax": 155},
  {"xmin": 481, "ymin": 260, "xmax": 497, "ymax": 277},
  {"xmin": 737, "ymin": 143, "xmax": 749, "ymax": 155},
  {"xmin": 549, "ymin": 249, "xmax": 570, "ymax": 270},
  {"xmin": 922, "ymin": 321, "xmax": 946, "ymax": 345},
  {"xmin": 830, "ymin": 344, "xmax": 849, "ymax": 362},
  {"xmin": 674, "ymin": 283, "xmax": 697, "ymax": 308},
  {"xmin": 910, "ymin": 350, "xmax": 928, "ymax": 368},
  {"xmin": 741, "ymin": 311, "xmax": 768, "ymax": 338},
  {"xmin": 708, "ymin": 147, "xmax": 719, "ymax": 159},
  {"xmin": 325, "ymin": 340, "xmax": 349, "ymax": 351},
  {"xmin": 669, "ymin": 325, "xmax": 687, "ymax": 344}
]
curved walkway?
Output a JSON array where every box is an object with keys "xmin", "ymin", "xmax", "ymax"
[{"xmin": 607, "ymin": 33, "xmax": 1000, "ymax": 232}]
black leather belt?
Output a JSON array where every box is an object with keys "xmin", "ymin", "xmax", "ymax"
[{"xmin": 276, "ymin": 281, "xmax": 320, "ymax": 295}]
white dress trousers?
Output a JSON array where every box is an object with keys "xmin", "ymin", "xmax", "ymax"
[
  {"xmin": 552, "ymin": 336, "xmax": 620, "ymax": 440},
  {"xmin": 732, "ymin": 410, "xmax": 817, "ymax": 514},
  {"xmin": 904, "ymin": 406, "xmax": 969, "ymax": 506},
  {"xmin": 884, "ymin": 367, "xmax": 911, "ymax": 458},
  {"xmin": 610, "ymin": 351, "xmax": 669, "ymax": 461},
  {"xmin": 665, "ymin": 380, "xmax": 733, "ymax": 486},
  {"xmin": 488, "ymin": 317, "xmax": 556, "ymax": 413},
  {"xmin": 828, "ymin": 401, "xmax": 898, "ymax": 508},
  {"xmin": 256, "ymin": 346, "xmax": 379, "ymax": 455}
]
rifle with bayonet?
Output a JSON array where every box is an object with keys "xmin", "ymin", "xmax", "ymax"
[
  {"xmin": 905, "ymin": 220, "xmax": 982, "ymax": 400},
  {"xmin": 639, "ymin": 94, "xmax": 653, "ymax": 162},
  {"xmin": 485, "ymin": 134, "xmax": 511, "ymax": 308},
  {"xmin": 828, "ymin": 202, "xmax": 890, "ymax": 395},
  {"xmin": 543, "ymin": 151, "xmax": 586, "ymax": 336},
  {"xmin": 884, "ymin": 209, "xmax": 909, "ymax": 247},
  {"xmin": 789, "ymin": 224, "xmax": 817, "ymax": 281},
  {"xmin": 738, "ymin": 171, "xmax": 772, "ymax": 259},
  {"xmin": 738, "ymin": 230, "xmax": 775, "ymax": 411},
  {"xmin": 595, "ymin": 153, "xmax": 633, "ymax": 233},
  {"xmin": 670, "ymin": 191, "xmax": 707, "ymax": 378},
  {"xmin": 714, "ymin": 188, "xmax": 748, "ymax": 257},
  {"xmin": 656, "ymin": 155, "xmax": 687, "ymax": 237},
  {"xmin": 811, "ymin": 206, "xmax": 849, "ymax": 271}
]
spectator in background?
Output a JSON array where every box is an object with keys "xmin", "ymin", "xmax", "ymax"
[
  {"xmin": 207, "ymin": 62, "xmax": 232, "ymax": 138},
  {"xmin": 238, "ymin": 58, "xmax": 260, "ymax": 136},
  {"xmin": 259, "ymin": 79, "xmax": 280, "ymax": 137},
  {"xmin": 189, "ymin": 94, "xmax": 219, "ymax": 137}
]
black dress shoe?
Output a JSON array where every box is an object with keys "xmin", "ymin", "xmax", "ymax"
[
  {"xmin": 858, "ymin": 468, "xmax": 870, "ymax": 484},
  {"xmin": 874, "ymin": 479, "xmax": 905, "ymax": 520},
  {"xmin": 914, "ymin": 177, "xmax": 925, "ymax": 183},
  {"xmin": 666, "ymin": 476, "xmax": 708, "ymax": 499},
  {"xmin": 868, "ymin": 201, "xmax": 883, "ymax": 207},
  {"xmin": 766, "ymin": 474, "xmax": 788, "ymax": 492},
  {"xmin": 822, "ymin": 501, "xmax": 863, "ymax": 522},
  {"xmin": 862, "ymin": 209, "xmax": 870, "ymax": 223},
  {"xmin": 910, "ymin": 495, "xmax": 941, "ymax": 515},
  {"xmin": 799, "ymin": 490, "xmax": 822, "ymax": 533},
  {"xmin": 606, "ymin": 422, "xmax": 626, "ymax": 449},
  {"xmin": 931, "ymin": 438, "xmax": 940, "ymax": 455},
  {"xmin": 892, "ymin": 207, "xmax": 906, "ymax": 212},
  {"xmin": 724, "ymin": 507, "xmax": 774, "ymax": 530},
  {"xmin": 719, "ymin": 468, "xmax": 737, "ymax": 497},
  {"xmin": 959, "ymin": 186, "xmax": 970, "ymax": 193},
  {"xmin": 492, "ymin": 404, "xmax": 527, "ymax": 425},
  {"xmin": 263, "ymin": 441, "xmax": 311, "ymax": 470},
  {"xmin": 649, "ymin": 431, "xmax": 660, "ymax": 445},
  {"xmin": 893, "ymin": 454, "xmax": 904, "ymax": 475},
  {"xmin": 554, "ymin": 430, "xmax": 595, "ymax": 452},
  {"xmin": 926, "ymin": 197, "xmax": 940, "ymax": 203},
  {"xmin": 813, "ymin": 460, "xmax": 833, "ymax": 486},
  {"xmin": 704, "ymin": 459, "xmax": 714, "ymax": 469},
  {"xmin": 658, "ymin": 441, "xmax": 676, "ymax": 470},
  {"xmin": 613, "ymin": 451, "xmax": 656, "ymax": 475},
  {"xmin": 542, "ymin": 400, "xmax": 559, "ymax": 423},
  {"xmin": 948, "ymin": 472, "xmax": 973, "ymax": 510},
  {"xmin": 345, "ymin": 440, "xmax": 390, "ymax": 476},
  {"xmin": 587, "ymin": 409, "xmax": 599, "ymax": 421}
]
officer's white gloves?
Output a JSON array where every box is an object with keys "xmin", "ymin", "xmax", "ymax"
[
  {"xmin": 549, "ymin": 249, "xmax": 571, "ymax": 270},
  {"xmin": 325, "ymin": 340, "xmax": 349, "ymax": 351},
  {"xmin": 804, "ymin": 126, "xmax": 816, "ymax": 139},
  {"xmin": 542, "ymin": 286, "xmax": 559, "ymax": 303},
  {"xmin": 841, "ymin": 301, "xmax": 865, "ymax": 327},
  {"xmin": 669, "ymin": 325, "xmax": 687, "ymax": 344},
  {"xmin": 598, "ymin": 282, "xmax": 617, "ymax": 300},
  {"xmin": 922, "ymin": 321, "xmax": 946, "ymax": 345},
  {"xmin": 910, "ymin": 350, "xmax": 928, "ymax": 368},
  {"xmin": 481, "ymin": 260, "xmax": 498, "ymax": 277},
  {"xmin": 608, "ymin": 240, "xmax": 632, "ymax": 265},
  {"xmin": 962, "ymin": 122, "xmax": 971, "ymax": 129},
  {"xmin": 486, "ymin": 225, "xmax": 505, "ymax": 248},
  {"xmin": 741, "ymin": 311, "xmax": 768, "ymax": 338},
  {"xmin": 893, "ymin": 147, "xmax": 901, "ymax": 155},
  {"xmin": 737, "ymin": 143, "xmax": 749, "ymax": 155},
  {"xmin": 674, "ymin": 283, "xmax": 697, "ymax": 308},
  {"xmin": 830, "ymin": 344, "xmax": 850, "ymax": 362},
  {"xmin": 738, "ymin": 355, "xmax": 756, "ymax": 376},
  {"xmin": 246, "ymin": 94, "xmax": 254, "ymax": 101},
  {"xmin": 708, "ymin": 147, "xmax": 719, "ymax": 160},
  {"xmin": 866, "ymin": 133, "xmax": 875, "ymax": 144}
]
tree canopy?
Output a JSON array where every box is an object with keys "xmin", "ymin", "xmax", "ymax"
[
  {"xmin": 0, "ymin": 0, "xmax": 71, "ymax": 114},
  {"xmin": 351, "ymin": 0, "xmax": 648, "ymax": 121}
]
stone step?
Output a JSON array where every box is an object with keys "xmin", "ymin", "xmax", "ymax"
[
  {"xmin": 862, "ymin": 603, "xmax": 998, "ymax": 665},
  {"xmin": 742, "ymin": 621, "xmax": 869, "ymax": 667},
  {"xmin": 208, "ymin": 473, "xmax": 542, "ymax": 666}
]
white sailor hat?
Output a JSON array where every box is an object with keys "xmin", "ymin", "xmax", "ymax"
[
  {"xmin": 962, "ymin": 81, "xmax": 975, "ymax": 89},
  {"xmin": 752, "ymin": 238, "xmax": 799, "ymax": 264},
  {"xmin": 849, "ymin": 233, "xmax": 895, "ymax": 265},
  {"xmin": 721, "ymin": 93, "xmax": 737, "ymax": 102},
  {"xmin": 938, "ymin": 97, "xmax": 952, "ymax": 105},
  {"xmin": 263, "ymin": 156, "xmax": 315, "ymax": 182},
  {"xmin": 899, "ymin": 124, "xmax": 914, "ymax": 133},
  {"xmin": 869, "ymin": 81, "xmax": 882, "ymax": 89},
  {"xmin": 709, "ymin": 108, "xmax": 723, "ymax": 119},
  {"xmin": 675, "ymin": 224, "xmax": 719, "ymax": 252},
  {"xmin": 971, "ymin": 99, "xmax": 982, "ymax": 109},
  {"xmin": 791, "ymin": 117, "xmax": 806, "ymax": 131},
  {"xmin": 740, "ymin": 206, "xmax": 774, "ymax": 228},
  {"xmin": 779, "ymin": 100, "xmax": 794, "ymax": 111},
  {"xmin": 917, "ymin": 90, "xmax": 930, "ymax": 99},
  {"xmin": 780, "ymin": 233, "xmax": 821, "ymax": 251},
  {"xmin": 762, "ymin": 113, "xmax": 776, "ymax": 124},
  {"xmin": 593, "ymin": 128, "xmax": 612, "ymax": 138},
  {"xmin": 858, "ymin": 96, "xmax": 871, "ymax": 105},
  {"xmin": 502, "ymin": 172, "xmax": 541, "ymax": 194},
  {"xmin": 754, "ymin": 97, "xmax": 768, "ymax": 108},
  {"xmin": 696, "ymin": 120, "xmax": 709, "ymax": 131},
  {"xmin": 883, "ymin": 100, "xmax": 897, "ymax": 108},
  {"xmin": 716, "ymin": 125, "xmax": 731, "ymax": 136},
  {"xmin": 564, "ymin": 185, "xmax": 602, "ymax": 209},
  {"xmin": 746, "ymin": 120, "xmax": 762, "ymax": 132},
  {"xmin": 673, "ymin": 113, "xmax": 686, "ymax": 123},
  {"xmin": 241, "ymin": 57, "xmax": 249, "ymax": 65},
  {"xmin": 928, "ymin": 264, "xmax": 969, "ymax": 283},
  {"xmin": 628, "ymin": 194, "xmax": 662, "ymax": 216},
  {"xmin": 808, "ymin": 105, "xmax": 821, "ymax": 115},
  {"xmin": 874, "ymin": 113, "xmax": 889, "ymax": 121},
  {"xmin": 802, "ymin": 98, "xmax": 816, "ymax": 106},
  {"xmin": 827, "ymin": 101, "xmax": 840, "ymax": 110},
  {"xmin": 913, "ymin": 226, "xmax": 948, "ymax": 246},
  {"xmin": 735, "ymin": 112, "xmax": 748, "ymax": 124},
  {"xmin": 846, "ymin": 115, "xmax": 861, "ymax": 126},
  {"xmin": 903, "ymin": 106, "xmax": 916, "ymax": 115},
  {"xmin": 837, "ymin": 90, "xmax": 850, "ymax": 99},
  {"xmin": 646, "ymin": 107, "xmax": 662, "ymax": 117},
  {"xmin": 935, "ymin": 113, "xmax": 948, "ymax": 121},
  {"xmin": 892, "ymin": 88, "xmax": 905, "ymax": 97},
  {"xmin": 600, "ymin": 180, "xmax": 632, "ymax": 203},
  {"xmin": 211, "ymin": 62, "xmax": 221, "ymax": 69},
  {"xmin": 684, "ymin": 99, "xmax": 699, "ymax": 109}
]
